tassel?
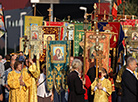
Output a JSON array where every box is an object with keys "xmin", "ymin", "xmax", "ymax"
[{"xmin": 113, "ymin": 35, "xmax": 117, "ymax": 42}]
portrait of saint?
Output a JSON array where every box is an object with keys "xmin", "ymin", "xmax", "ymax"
[
  {"xmin": 31, "ymin": 31, "xmax": 38, "ymax": 40},
  {"xmin": 53, "ymin": 48, "xmax": 64, "ymax": 61},
  {"xmin": 132, "ymin": 32, "xmax": 138, "ymax": 40}
]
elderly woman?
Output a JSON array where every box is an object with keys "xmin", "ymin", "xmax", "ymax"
[{"xmin": 67, "ymin": 59, "xmax": 85, "ymax": 102}]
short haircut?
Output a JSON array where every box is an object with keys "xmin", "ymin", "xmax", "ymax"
[
  {"xmin": 5, "ymin": 55, "xmax": 11, "ymax": 60},
  {"xmin": 14, "ymin": 61, "xmax": 22, "ymax": 69},
  {"xmin": 127, "ymin": 57, "xmax": 137, "ymax": 67},
  {"xmin": 71, "ymin": 58, "xmax": 82, "ymax": 69}
]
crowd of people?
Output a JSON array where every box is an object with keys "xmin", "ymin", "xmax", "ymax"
[{"xmin": 0, "ymin": 51, "xmax": 137, "ymax": 102}]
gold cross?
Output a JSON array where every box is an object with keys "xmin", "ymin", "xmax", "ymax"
[
  {"xmin": 56, "ymin": 75, "xmax": 61, "ymax": 85},
  {"xmin": 47, "ymin": 8, "xmax": 52, "ymax": 25},
  {"xmin": 95, "ymin": 50, "xmax": 105, "ymax": 70},
  {"xmin": 103, "ymin": 24, "xmax": 113, "ymax": 31}
]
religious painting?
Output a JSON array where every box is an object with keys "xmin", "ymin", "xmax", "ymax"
[
  {"xmin": 43, "ymin": 34, "xmax": 55, "ymax": 49},
  {"xmin": 51, "ymin": 44, "xmax": 66, "ymax": 63},
  {"xmin": 30, "ymin": 24, "xmax": 39, "ymax": 40},
  {"xmin": 86, "ymin": 31, "xmax": 110, "ymax": 71},
  {"xmin": 24, "ymin": 16, "xmax": 43, "ymax": 36},
  {"xmin": 89, "ymin": 43, "xmax": 104, "ymax": 59},
  {"xmin": 132, "ymin": 32, "xmax": 138, "ymax": 40}
]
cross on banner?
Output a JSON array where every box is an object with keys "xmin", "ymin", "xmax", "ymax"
[
  {"xmin": 88, "ymin": 30, "xmax": 106, "ymax": 51},
  {"xmin": 23, "ymin": 36, "xmax": 29, "ymax": 53}
]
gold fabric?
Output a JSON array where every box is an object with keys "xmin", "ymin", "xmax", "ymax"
[
  {"xmin": 8, "ymin": 71, "xmax": 21, "ymax": 102},
  {"xmin": 28, "ymin": 60, "xmax": 40, "ymax": 102},
  {"xmin": 91, "ymin": 78, "xmax": 112, "ymax": 102},
  {"xmin": 21, "ymin": 68, "xmax": 32, "ymax": 102}
]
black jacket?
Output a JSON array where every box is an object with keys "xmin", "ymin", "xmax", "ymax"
[
  {"xmin": 121, "ymin": 69, "xmax": 138, "ymax": 102},
  {"xmin": 67, "ymin": 71, "xmax": 85, "ymax": 102}
]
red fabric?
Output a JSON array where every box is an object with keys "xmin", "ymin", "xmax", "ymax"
[
  {"xmin": 121, "ymin": 19, "xmax": 138, "ymax": 27},
  {"xmin": 112, "ymin": 2, "xmax": 117, "ymax": 20},
  {"xmin": 46, "ymin": 22, "xmax": 64, "ymax": 40},
  {"xmin": 108, "ymin": 22, "xmax": 120, "ymax": 48},
  {"xmin": 81, "ymin": 74, "xmax": 91, "ymax": 100},
  {"xmin": 117, "ymin": 0, "xmax": 122, "ymax": 6}
]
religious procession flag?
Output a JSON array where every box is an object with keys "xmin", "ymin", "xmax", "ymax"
[
  {"xmin": 46, "ymin": 41, "xmax": 70, "ymax": 93},
  {"xmin": 0, "ymin": 4, "xmax": 6, "ymax": 38},
  {"xmin": 112, "ymin": 2, "xmax": 117, "ymax": 20},
  {"xmin": 63, "ymin": 23, "xmax": 74, "ymax": 40},
  {"xmin": 73, "ymin": 23, "xmax": 91, "ymax": 56},
  {"xmin": 86, "ymin": 31, "xmax": 110, "ymax": 72},
  {"xmin": 45, "ymin": 21, "xmax": 64, "ymax": 40},
  {"xmin": 24, "ymin": 16, "xmax": 43, "ymax": 36}
]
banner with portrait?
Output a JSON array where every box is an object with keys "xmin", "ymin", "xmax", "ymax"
[
  {"xmin": 46, "ymin": 41, "xmax": 70, "ymax": 93},
  {"xmin": 86, "ymin": 31, "xmax": 110, "ymax": 72}
]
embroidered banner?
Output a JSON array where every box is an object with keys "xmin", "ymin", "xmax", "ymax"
[
  {"xmin": 73, "ymin": 23, "xmax": 91, "ymax": 56},
  {"xmin": 24, "ymin": 16, "xmax": 43, "ymax": 36},
  {"xmin": 86, "ymin": 31, "xmax": 110, "ymax": 71},
  {"xmin": 46, "ymin": 41, "xmax": 70, "ymax": 93}
]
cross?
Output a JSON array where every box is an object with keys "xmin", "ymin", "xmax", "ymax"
[
  {"xmin": 47, "ymin": 8, "xmax": 52, "ymax": 25},
  {"xmin": 103, "ymin": 24, "xmax": 113, "ymax": 31},
  {"xmin": 94, "ymin": 50, "xmax": 105, "ymax": 78},
  {"xmin": 88, "ymin": 30, "xmax": 106, "ymax": 51},
  {"xmin": 56, "ymin": 75, "xmax": 61, "ymax": 85}
]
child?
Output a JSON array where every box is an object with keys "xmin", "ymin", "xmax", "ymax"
[{"xmin": 91, "ymin": 68, "xmax": 112, "ymax": 102}]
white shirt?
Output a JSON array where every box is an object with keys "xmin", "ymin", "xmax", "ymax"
[{"xmin": 37, "ymin": 73, "xmax": 52, "ymax": 98}]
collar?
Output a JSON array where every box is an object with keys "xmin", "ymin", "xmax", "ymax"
[
  {"xmin": 15, "ymin": 70, "xmax": 21, "ymax": 74},
  {"xmin": 101, "ymin": 77, "xmax": 105, "ymax": 81},
  {"xmin": 126, "ymin": 68, "xmax": 134, "ymax": 74},
  {"xmin": 74, "ymin": 70, "xmax": 80, "ymax": 76}
]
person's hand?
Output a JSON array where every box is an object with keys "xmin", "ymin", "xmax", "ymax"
[
  {"xmin": 29, "ymin": 58, "xmax": 33, "ymax": 64},
  {"xmin": 20, "ymin": 80, "xmax": 25, "ymax": 86},
  {"xmin": 82, "ymin": 78, "xmax": 86, "ymax": 85},
  {"xmin": 98, "ymin": 85, "xmax": 103, "ymax": 90},
  {"xmin": 50, "ymin": 94, "xmax": 54, "ymax": 102}
]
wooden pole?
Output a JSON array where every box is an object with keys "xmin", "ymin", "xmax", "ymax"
[{"xmin": 123, "ymin": 0, "xmax": 125, "ymax": 17}]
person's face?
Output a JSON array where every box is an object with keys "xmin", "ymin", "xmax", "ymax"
[
  {"xmin": 43, "ymin": 67, "xmax": 46, "ymax": 75},
  {"xmin": 47, "ymin": 37, "xmax": 52, "ymax": 41},
  {"xmin": 101, "ymin": 70, "xmax": 106, "ymax": 78},
  {"xmin": 129, "ymin": 60, "xmax": 137, "ymax": 71},
  {"xmin": 17, "ymin": 64, "xmax": 22, "ymax": 71},
  {"xmin": 56, "ymin": 50, "xmax": 60, "ymax": 55}
]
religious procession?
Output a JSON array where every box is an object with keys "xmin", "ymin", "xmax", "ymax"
[{"xmin": 0, "ymin": 0, "xmax": 138, "ymax": 102}]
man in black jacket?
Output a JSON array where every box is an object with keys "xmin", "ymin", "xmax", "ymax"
[
  {"xmin": 67, "ymin": 59, "xmax": 85, "ymax": 102},
  {"xmin": 122, "ymin": 57, "xmax": 138, "ymax": 102}
]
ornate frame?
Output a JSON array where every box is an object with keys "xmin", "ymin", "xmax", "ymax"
[{"xmin": 50, "ymin": 44, "xmax": 67, "ymax": 63}]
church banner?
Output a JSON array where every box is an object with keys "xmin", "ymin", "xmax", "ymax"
[
  {"xmin": 24, "ymin": 16, "xmax": 43, "ymax": 36},
  {"xmin": 0, "ymin": 4, "xmax": 6, "ymax": 38},
  {"xmin": 86, "ymin": 31, "xmax": 110, "ymax": 72},
  {"xmin": 63, "ymin": 23, "xmax": 74, "ymax": 40},
  {"xmin": 73, "ymin": 23, "xmax": 91, "ymax": 56},
  {"xmin": 46, "ymin": 21, "xmax": 64, "ymax": 40},
  {"xmin": 46, "ymin": 41, "xmax": 70, "ymax": 93}
]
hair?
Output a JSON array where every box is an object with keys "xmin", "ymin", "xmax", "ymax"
[
  {"xmin": 5, "ymin": 54, "xmax": 11, "ymax": 60},
  {"xmin": 71, "ymin": 59, "xmax": 82, "ymax": 70},
  {"xmin": 0, "ymin": 55, "xmax": 2, "ymax": 60},
  {"xmin": 101, "ymin": 68, "xmax": 108, "ymax": 79},
  {"xmin": 14, "ymin": 61, "xmax": 22, "ymax": 69},
  {"xmin": 127, "ymin": 57, "xmax": 137, "ymax": 67}
]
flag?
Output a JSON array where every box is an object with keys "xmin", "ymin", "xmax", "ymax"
[
  {"xmin": 24, "ymin": 16, "xmax": 43, "ymax": 36},
  {"xmin": 117, "ymin": 0, "xmax": 122, "ymax": 6},
  {"xmin": 0, "ymin": 4, "xmax": 6, "ymax": 38},
  {"xmin": 112, "ymin": 2, "xmax": 117, "ymax": 20},
  {"xmin": 98, "ymin": 22, "xmax": 125, "ymax": 55},
  {"xmin": 46, "ymin": 41, "xmax": 70, "ymax": 92}
]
